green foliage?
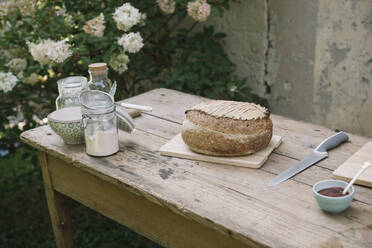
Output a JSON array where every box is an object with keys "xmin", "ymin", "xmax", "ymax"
[
  {"xmin": 0, "ymin": 0, "xmax": 262, "ymax": 154},
  {"xmin": 162, "ymin": 25, "xmax": 257, "ymax": 101}
]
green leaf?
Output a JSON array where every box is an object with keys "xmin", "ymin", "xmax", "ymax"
[
  {"xmin": 211, "ymin": 6, "xmax": 223, "ymax": 18},
  {"xmin": 200, "ymin": 67, "xmax": 209, "ymax": 75},
  {"xmin": 214, "ymin": 33, "xmax": 227, "ymax": 39}
]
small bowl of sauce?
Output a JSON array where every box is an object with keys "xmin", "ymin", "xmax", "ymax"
[
  {"xmin": 313, "ymin": 180, "xmax": 354, "ymax": 213},
  {"xmin": 318, "ymin": 187, "xmax": 349, "ymax": 197}
]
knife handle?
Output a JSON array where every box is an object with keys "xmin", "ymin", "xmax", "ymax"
[{"xmin": 314, "ymin": 131, "xmax": 349, "ymax": 153}]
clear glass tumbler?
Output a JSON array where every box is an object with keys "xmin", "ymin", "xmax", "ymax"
[{"xmin": 56, "ymin": 76, "xmax": 87, "ymax": 110}]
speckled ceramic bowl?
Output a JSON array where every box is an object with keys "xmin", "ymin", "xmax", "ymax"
[{"xmin": 47, "ymin": 107, "xmax": 84, "ymax": 144}]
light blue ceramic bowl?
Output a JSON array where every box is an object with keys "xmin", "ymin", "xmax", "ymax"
[
  {"xmin": 47, "ymin": 107, "xmax": 84, "ymax": 145},
  {"xmin": 313, "ymin": 179, "xmax": 354, "ymax": 213}
]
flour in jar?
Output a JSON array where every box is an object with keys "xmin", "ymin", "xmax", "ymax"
[{"xmin": 84, "ymin": 125, "xmax": 119, "ymax": 156}]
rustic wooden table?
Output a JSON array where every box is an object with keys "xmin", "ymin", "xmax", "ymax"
[{"xmin": 21, "ymin": 88, "xmax": 372, "ymax": 248}]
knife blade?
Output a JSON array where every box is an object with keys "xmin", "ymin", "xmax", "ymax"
[{"xmin": 268, "ymin": 131, "xmax": 349, "ymax": 186}]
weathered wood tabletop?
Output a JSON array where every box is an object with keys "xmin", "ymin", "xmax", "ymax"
[{"xmin": 21, "ymin": 88, "xmax": 372, "ymax": 248}]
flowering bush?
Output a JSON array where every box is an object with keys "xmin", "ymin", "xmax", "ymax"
[{"xmin": 0, "ymin": 0, "xmax": 260, "ymax": 154}]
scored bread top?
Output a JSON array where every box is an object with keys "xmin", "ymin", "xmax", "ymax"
[{"xmin": 187, "ymin": 100, "xmax": 269, "ymax": 120}]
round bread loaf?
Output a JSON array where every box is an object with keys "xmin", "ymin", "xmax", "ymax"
[{"xmin": 181, "ymin": 100, "xmax": 273, "ymax": 156}]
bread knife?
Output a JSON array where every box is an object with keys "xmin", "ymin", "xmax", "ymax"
[{"xmin": 268, "ymin": 131, "xmax": 349, "ymax": 186}]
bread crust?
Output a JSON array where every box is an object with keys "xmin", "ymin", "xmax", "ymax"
[
  {"xmin": 186, "ymin": 110, "xmax": 272, "ymax": 135},
  {"xmin": 182, "ymin": 119, "xmax": 272, "ymax": 156},
  {"xmin": 181, "ymin": 101, "xmax": 273, "ymax": 156}
]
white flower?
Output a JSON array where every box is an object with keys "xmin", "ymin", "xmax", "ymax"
[
  {"xmin": 187, "ymin": 0, "xmax": 211, "ymax": 22},
  {"xmin": 113, "ymin": 3, "xmax": 142, "ymax": 32},
  {"xmin": 109, "ymin": 53, "xmax": 129, "ymax": 74},
  {"xmin": 17, "ymin": 0, "xmax": 37, "ymax": 16},
  {"xmin": 23, "ymin": 73, "xmax": 39, "ymax": 85},
  {"xmin": 27, "ymin": 39, "xmax": 73, "ymax": 65},
  {"xmin": 83, "ymin": 13, "xmax": 105, "ymax": 37},
  {"xmin": 17, "ymin": 71, "xmax": 24, "ymax": 78},
  {"xmin": 0, "ymin": 20, "xmax": 11, "ymax": 36},
  {"xmin": 157, "ymin": 0, "xmax": 176, "ymax": 14},
  {"xmin": 6, "ymin": 58, "xmax": 27, "ymax": 73},
  {"xmin": 0, "ymin": 1, "xmax": 16, "ymax": 17},
  {"xmin": 0, "ymin": 0, "xmax": 36, "ymax": 17},
  {"xmin": 15, "ymin": 20, "xmax": 24, "ymax": 28},
  {"xmin": 229, "ymin": 85, "xmax": 237, "ymax": 92},
  {"xmin": 55, "ymin": 5, "xmax": 74, "ymax": 26},
  {"xmin": 0, "ymin": 72, "xmax": 18, "ymax": 93},
  {"xmin": 118, "ymin": 32, "xmax": 144, "ymax": 53},
  {"xmin": 139, "ymin": 13, "xmax": 147, "ymax": 26},
  {"xmin": 7, "ymin": 111, "xmax": 25, "ymax": 130}
]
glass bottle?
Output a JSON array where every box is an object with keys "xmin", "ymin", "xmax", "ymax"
[
  {"xmin": 55, "ymin": 76, "xmax": 87, "ymax": 110},
  {"xmin": 87, "ymin": 63, "xmax": 116, "ymax": 98},
  {"xmin": 80, "ymin": 90, "xmax": 119, "ymax": 157}
]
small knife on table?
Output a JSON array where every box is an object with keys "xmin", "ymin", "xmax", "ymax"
[{"xmin": 268, "ymin": 131, "xmax": 349, "ymax": 186}]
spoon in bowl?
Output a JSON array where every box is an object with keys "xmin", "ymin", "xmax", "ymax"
[{"xmin": 343, "ymin": 161, "xmax": 371, "ymax": 195}]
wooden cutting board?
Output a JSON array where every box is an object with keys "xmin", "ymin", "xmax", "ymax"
[
  {"xmin": 333, "ymin": 141, "xmax": 372, "ymax": 187},
  {"xmin": 159, "ymin": 134, "xmax": 282, "ymax": 168}
]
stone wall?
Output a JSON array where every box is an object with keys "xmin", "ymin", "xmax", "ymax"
[{"xmin": 206, "ymin": 0, "xmax": 372, "ymax": 137}]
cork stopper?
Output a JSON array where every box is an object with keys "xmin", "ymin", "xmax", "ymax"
[
  {"xmin": 188, "ymin": 100, "xmax": 269, "ymax": 120},
  {"xmin": 88, "ymin": 63, "xmax": 107, "ymax": 73}
]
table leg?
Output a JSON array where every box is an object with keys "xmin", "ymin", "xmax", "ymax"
[{"xmin": 39, "ymin": 152, "xmax": 73, "ymax": 248}]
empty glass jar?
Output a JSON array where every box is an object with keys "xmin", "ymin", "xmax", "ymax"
[
  {"xmin": 80, "ymin": 90, "xmax": 119, "ymax": 157},
  {"xmin": 56, "ymin": 76, "xmax": 87, "ymax": 110}
]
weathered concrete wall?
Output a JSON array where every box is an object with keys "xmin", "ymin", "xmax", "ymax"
[
  {"xmin": 209, "ymin": 0, "xmax": 372, "ymax": 137},
  {"xmin": 266, "ymin": 0, "xmax": 319, "ymax": 122},
  {"xmin": 312, "ymin": 0, "xmax": 372, "ymax": 137}
]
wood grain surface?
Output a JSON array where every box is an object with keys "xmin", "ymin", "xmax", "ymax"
[
  {"xmin": 47, "ymin": 154, "xmax": 256, "ymax": 248},
  {"xmin": 333, "ymin": 141, "xmax": 372, "ymax": 187},
  {"xmin": 21, "ymin": 88, "xmax": 372, "ymax": 248},
  {"xmin": 39, "ymin": 152, "xmax": 73, "ymax": 248}
]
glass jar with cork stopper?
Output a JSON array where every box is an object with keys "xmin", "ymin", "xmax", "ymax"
[{"xmin": 87, "ymin": 63, "xmax": 116, "ymax": 98}]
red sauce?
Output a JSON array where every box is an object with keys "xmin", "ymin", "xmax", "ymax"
[{"xmin": 318, "ymin": 187, "xmax": 349, "ymax": 197}]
